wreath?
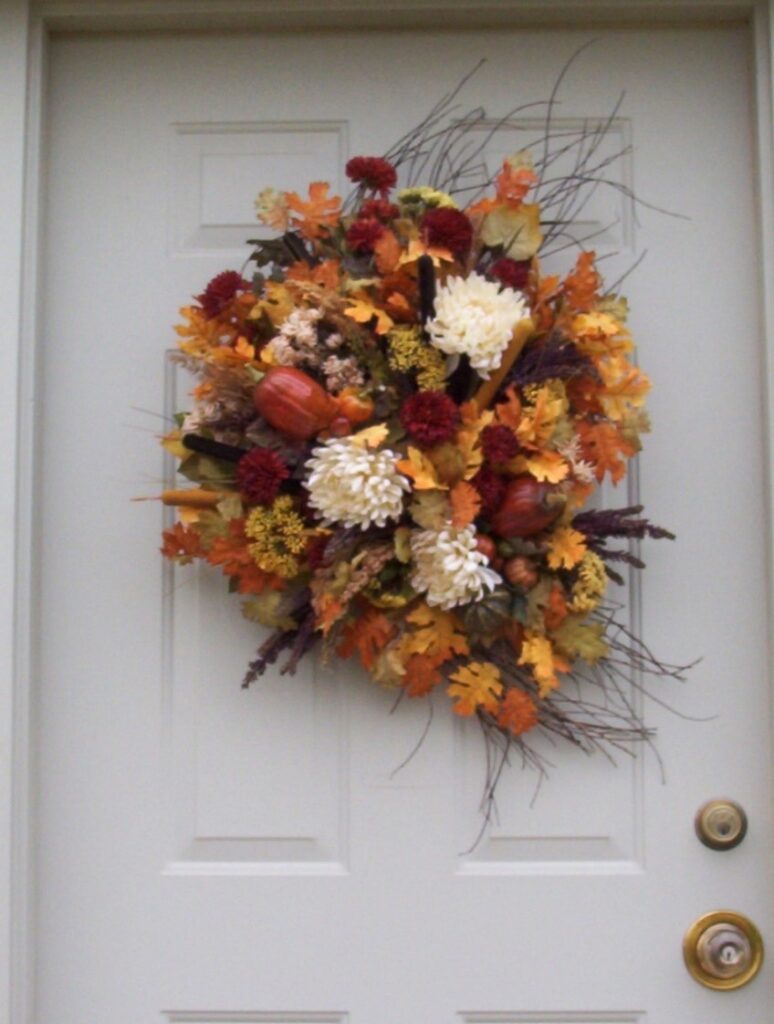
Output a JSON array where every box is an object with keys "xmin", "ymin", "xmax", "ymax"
[{"xmin": 155, "ymin": 73, "xmax": 688, "ymax": 819}]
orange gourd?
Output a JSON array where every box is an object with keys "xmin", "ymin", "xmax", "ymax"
[{"xmin": 253, "ymin": 367, "xmax": 338, "ymax": 440}]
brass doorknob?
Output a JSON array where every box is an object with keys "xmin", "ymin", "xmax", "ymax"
[
  {"xmin": 684, "ymin": 911, "xmax": 764, "ymax": 990},
  {"xmin": 695, "ymin": 799, "xmax": 747, "ymax": 850}
]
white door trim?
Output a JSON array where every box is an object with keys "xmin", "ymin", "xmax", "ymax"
[{"xmin": 3, "ymin": 2, "xmax": 773, "ymax": 1021}]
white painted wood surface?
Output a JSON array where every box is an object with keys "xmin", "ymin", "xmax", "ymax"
[
  {"xmin": 26, "ymin": 23, "xmax": 772, "ymax": 1023},
  {"xmin": 3, "ymin": 3, "xmax": 774, "ymax": 1023}
]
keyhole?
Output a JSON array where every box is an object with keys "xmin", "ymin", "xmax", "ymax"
[{"xmin": 719, "ymin": 942, "xmax": 742, "ymax": 965}]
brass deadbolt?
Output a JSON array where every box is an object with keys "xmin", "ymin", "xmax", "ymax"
[
  {"xmin": 695, "ymin": 799, "xmax": 747, "ymax": 850},
  {"xmin": 684, "ymin": 911, "xmax": 764, "ymax": 990}
]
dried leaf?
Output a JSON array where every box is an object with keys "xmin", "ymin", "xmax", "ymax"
[
  {"xmin": 577, "ymin": 420, "xmax": 636, "ymax": 484},
  {"xmin": 397, "ymin": 446, "xmax": 445, "ymax": 490},
  {"xmin": 402, "ymin": 653, "xmax": 445, "ymax": 697},
  {"xmin": 497, "ymin": 688, "xmax": 539, "ymax": 735},
  {"xmin": 336, "ymin": 608, "xmax": 395, "ymax": 670},
  {"xmin": 562, "ymin": 250, "xmax": 601, "ymax": 311},
  {"xmin": 373, "ymin": 229, "xmax": 402, "ymax": 274},
  {"xmin": 551, "ymin": 615, "xmax": 609, "ymax": 664},
  {"xmin": 160, "ymin": 522, "xmax": 202, "ymax": 563},
  {"xmin": 546, "ymin": 526, "xmax": 588, "ymax": 570},
  {"xmin": 286, "ymin": 181, "xmax": 341, "ymax": 240},
  {"xmin": 343, "ymin": 296, "xmax": 394, "ymax": 335},
  {"xmin": 447, "ymin": 660, "xmax": 503, "ymax": 716},
  {"xmin": 518, "ymin": 630, "xmax": 570, "ymax": 697},
  {"xmin": 350, "ymin": 423, "xmax": 389, "ymax": 449},
  {"xmin": 401, "ymin": 602, "xmax": 469, "ymax": 660}
]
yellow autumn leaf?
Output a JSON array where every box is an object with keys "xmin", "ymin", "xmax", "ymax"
[
  {"xmin": 447, "ymin": 660, "xmax": 503, "ymax": 716},
  {"xmin": 233, "ymin": 336, "xmax": 256, "ymax": 361},
  {"xmin": 518, "ymin": 630, "xmax": 569, "ymax": 697},
  {"xmin": 546, "ymin": 526, "xmax": 588, "ymax": 570},
  {"xmin": 401, "ymin": 603, "xmax": 469, "ymax": 660},
  {"xmin": 516, "ymin": 383, "xmax": 567, "ymax": 448},
  {"xmin": 397, "ymin": 446, "xmax": 445, "ymax": 490},
  {"xmin": 597, "ymin": 355, "xmax": 651, "ymax": 421},
  {"xmin": 161, "ymin": 431, "xmax": 191, "ymax": 461},
  {"xmin": 521, "ymin": 449, "xmax": 569, "ymax": 484},
  {"xmin": 344, "ymin": 296, "xmax": 394, "ymax": 335},
  {"xmin": 350, "ymin": 423, "xmax": 389, "ymax": 449},
  {"xmin": 249, "ymin": 282, "xmax": 295, "ymax": 327}
]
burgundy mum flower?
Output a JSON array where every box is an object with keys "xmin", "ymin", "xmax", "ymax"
[
  {"xmin": 420, "ymin": 208, "xmax": 473, "ymax": 258},
  {"xmin": 345, "ymin": 156, "xmax": 398, "ymax": 196},
  {"xmin": 399, "ymin": 390, "xmax": 460, "ymax": 448},
  {"xmin": 237, "ymin": 448, "xmax": 290, "ymax": 505},
  {"xmin": 196, "ymin": 270, "xmax": 250, "ymax": 320},
  {"xmin": 482, "ymin": 424, "xmax": 520, "ymax": 464},
  {"xmin": 359, "ymin": 198, "xmax": 400, "ymax": 222},
  {"xmin": 489, "ymin": 257, "xmax": 531, "ymax": 292},
  {"xmin": 471, "ymin": 467, "xmax": 506, "ymax": 517},
  {"xmin": 346, "ymin": 217, "xmax": 385, "ymax": 254}
]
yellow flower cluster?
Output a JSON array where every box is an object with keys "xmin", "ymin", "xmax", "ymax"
[
  {"xmin": 568, "ymin": 550, "xmax": 607, "ymax": 613},
  {"xmin": 245, "ymin": 496, "xmax": 307, "ymax": 578},
  {"xmin": 387, "ymin": 325, "xmax": 447, "ymax": 389},
  {"xmin": 397, "ymin": 186, "xmax": 457, "ymax": 209}
]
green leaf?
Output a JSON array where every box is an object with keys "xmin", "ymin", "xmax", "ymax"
[
  {"xmin": 178, "ymin": 453, "xmax": 235, "ymax": 485},
  {"xmin": 216, "ymin": 493, "xmax": 244, "ymax": 521},
  {"xmin": 551, "ymin": 615, "xmax": 609, "ymax": 665},
  {"xmin": 241, "ymin": 593, "xmax": 298, "ymax": 631}
]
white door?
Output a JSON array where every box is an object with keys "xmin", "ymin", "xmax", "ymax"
[{"xmin": 36, "ymin": 23, "xmax": 771, "ymax": 1023}]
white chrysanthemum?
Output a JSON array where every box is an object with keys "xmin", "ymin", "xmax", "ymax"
[
  {"xmin": 427, "ymin": 272, "xmax": 529, "ymax": 379},
  {"xmin": 410, "ymin": 524, "xmax": 501, "ymax": 610},
  {"xmin": 306, "ymin": 438, "xmax": 410, "ymax": 530}
]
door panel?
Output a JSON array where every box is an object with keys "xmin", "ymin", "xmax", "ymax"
[{"xmin": 36, "ymin": 24, "xmax": 770, "ymax": 1022}]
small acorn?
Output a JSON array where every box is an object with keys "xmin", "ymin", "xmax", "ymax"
[
  {"xmin": 504, "ymin": 555, "xmax": 540, "ymax": 590},
  {"xmin": 475, "ymin": 534, "xmax": 497, "ymax": 561}
]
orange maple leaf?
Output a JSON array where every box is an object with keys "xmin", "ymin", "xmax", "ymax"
[
  {"xmin": 495, "ymin": 160, "xmax": 538, "ymax": 207},
  {"xmin": 494, "ymin": 385, "xmax": 523, "ymax": 430},
  {"xmin": 160, "ymin": 522, "xmax": 202, "ymax": 562},
  {"xmin": 374, "ymin": 229, "xmax": 402, "ymax": 274},
  {"xmin": 402, "ymin": 653, "xmax": 445, "ymax": 697},
  {"xmin": 447, "ymin": 660, "xmax": 503, "ymax": 716},
  {"xmin": 206, "ymin": 520, "xmax": 283, "ymax": 594},
  {"xmin": 576, "ymin": 420, "xmax": 636, "ymax": 484},
  {"xmin": 543, "ymin": 582, "xmax": 570, "ymax": 630},
  {"xmin": 450, "ymin": 480, "xmax": 482, "ymax": 528},
  {"xmin": 286, "ymin": 181, "xmax": 341, "ymax": 240},
  {"xmin": 497, "ymin": 688, "xmax": 539, "ymax": 736},
  {"xmin": 285, "ymin": 258, "xmax": 342, "ymax": 290},
  {"xmin": 337, "ymin": 609, "xmax": 395, "ymax": 670},
  {"xmin": 562, "ymin": 250, "xmax": 601, "ymax": 311}
]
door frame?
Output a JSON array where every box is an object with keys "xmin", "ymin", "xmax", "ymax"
[{"xmin": 2, "ymin": 1, "xmax": 773, "ymax": 1019}]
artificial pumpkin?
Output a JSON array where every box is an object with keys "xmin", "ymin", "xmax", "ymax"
[
  {"xmin": 254, "ymin": 366, "xmax": 338, "ymax": 440},
  {"xmin": 490, "ymin": 475, "xmax": 564, "ymax": 538}
]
